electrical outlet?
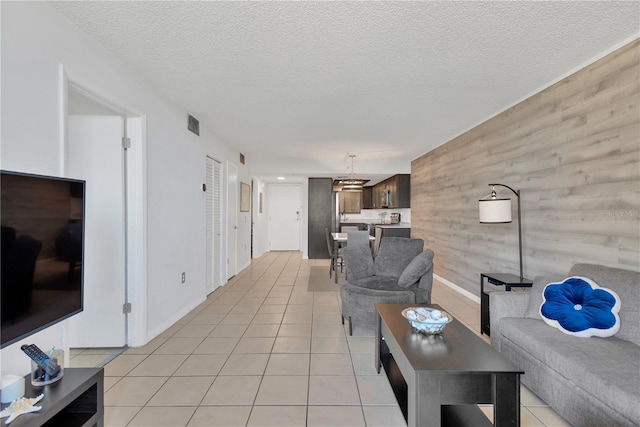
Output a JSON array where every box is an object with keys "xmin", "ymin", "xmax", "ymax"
[{"xmin": 181, "ymin": 272, "xmax": 186, "ymax": 284}]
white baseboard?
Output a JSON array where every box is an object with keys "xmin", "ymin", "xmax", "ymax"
[
  {"xmin": 433, "ymin": 274, "xmax": 480, "ymax": 305},
  {"xmin": 144, "ymin": 296, "xmax": 206, "ymax": 345}
]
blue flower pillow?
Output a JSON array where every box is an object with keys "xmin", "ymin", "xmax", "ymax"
[{"xmin": 540, "ymin": 276, "xmax": 621, "ymax": 338}]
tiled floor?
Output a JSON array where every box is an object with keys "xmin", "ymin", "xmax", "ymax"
[{"xmin": 71, "ymin": 251, "xmax": 570, "ymax": 427}]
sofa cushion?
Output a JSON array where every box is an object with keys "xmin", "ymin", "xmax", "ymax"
[
  {"xmin": 499, "ymin": 318, "xmax": 640, "ymax": 422},
  {"xmin": 374, "ymin": 237, "xmax": 424, "ymax": 278},
  {"xmin": 398, "ymin": 250, "xmax": 434, "ymax": 288},
  {"xmin": 569, "ymin": 264, "xmax": 640, "ymax": 346},
  {"xmin": 540, "ymin": 277, "xmax": 620, "ymax": 338},
  {"xmin": 342, "ymin": 243, "xmax": 374, "ymax": 281}
]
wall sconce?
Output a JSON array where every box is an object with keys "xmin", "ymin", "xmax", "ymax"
[{"xmin": 479, "ymin": 183, "xmax": 523, "ymax": 280}]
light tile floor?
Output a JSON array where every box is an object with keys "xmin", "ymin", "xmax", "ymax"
[{"xmin": 70, "ymin": 251, "xmax": 571, "ymax": 426}]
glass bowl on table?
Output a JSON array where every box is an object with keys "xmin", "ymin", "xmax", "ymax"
[{"xmin": 401, "ymin": 307, "xmax": 453, "ymax": 335}]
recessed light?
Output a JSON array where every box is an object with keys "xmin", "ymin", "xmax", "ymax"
[{"xmin": 277, "ymin": 176, "xmax": 286, "ymax": 180}]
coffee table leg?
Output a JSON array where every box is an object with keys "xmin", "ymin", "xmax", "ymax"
[
  {"xmin": 375, "ymin": 310, "xmax": 381, "ymax": 374},
  {"xmin": 494, "ymin": 373, "xmax": 520, "ymax": 427},
  {"xmin": 413, "ymin": 373, "xmax": 441, "ymax": 427}
]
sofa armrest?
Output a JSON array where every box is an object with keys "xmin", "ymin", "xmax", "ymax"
[
  {"xmin": 489, "ymin": 292, "xmax": 529, "ymax": 351},
  {"xmin": 416, "ymin": 269, "xmax": 433, "ymax": 302}
]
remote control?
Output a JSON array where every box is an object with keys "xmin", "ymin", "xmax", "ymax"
[{"xmin": 21, "ymin": 344, "xmax": 61, "ymax": 377}]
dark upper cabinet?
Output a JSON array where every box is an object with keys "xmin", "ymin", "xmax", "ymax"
[
  {"xmin": 362, "ymin": 187, "xmax": 373, "ymax": 209},
  {"xmin": 308, "ymin": 178, "xmax": 333, "ymax": 259},
  {"xmin": 391, "ymin": 174, "xmax": 411, "ymax": 208},
  {"xmin": 370, "ymin": 174, "xmax": 410, "ymax": 209}
]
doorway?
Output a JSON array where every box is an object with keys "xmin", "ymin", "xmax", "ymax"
[
  {"xmin": 63, "ymin": 81, "xmax": 146, "ymax": 348},
  {"xmin": 206, "ymin": 156, "xmax": 223, "ymax": 294},
  {"xmin": 268, "ymin": 184, "xmax": 302, "ymax": 251},
  {"xmin": 227, "ymin": 162, "xmax": 238, "ymax": 279}
]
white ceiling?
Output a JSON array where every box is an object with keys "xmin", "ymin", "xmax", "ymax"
[{"xmin": 51, "ymin": 1, "xmax": 639, "ymax": 183}]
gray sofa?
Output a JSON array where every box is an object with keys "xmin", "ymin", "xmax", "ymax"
[
  {"xmin": 490, "ymin": 263, "xmax": 640, "ymax": 426},
  {"xmin": 340, "ymin": 237, "xmax": 434, "ymax": 334}
]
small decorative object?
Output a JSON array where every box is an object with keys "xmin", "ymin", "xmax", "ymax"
[
  {"xmin": 0, "ymin": 394, "xmax": 44, "ymax": 424},
  {"xmin": 540, "ymin": 276, "xmax": 621, "ymax": 337},
  {"xmin": 402, "ymin": 307, "xmax": 453, "ymax": 335}
]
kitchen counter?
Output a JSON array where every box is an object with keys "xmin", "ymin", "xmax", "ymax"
[
  {"xmin": 372, "ymin": 223, "xmax": 411, "ymax": 253},
  {"xmin": 375, "ymin": 223, "xmax": 411, "ymax": 228},
  {"xmin": 340, "ymin": 220, "xmax": 411, "ymax": 226}
]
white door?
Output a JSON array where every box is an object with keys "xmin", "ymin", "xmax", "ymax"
[
  {"xmin": 268, "ymin": 184, "xmax": 301, "ymax": 250},
  {"xmin": 67, "ymin": 115, "xmax": 126, "ymax": 347},
  {"xmin": 227, "ymin": 162, "xmax": 238, "ymax": 279},
  {"xmin": 206, "ymin": 157, "xmax": 223, "ymax": 293}
]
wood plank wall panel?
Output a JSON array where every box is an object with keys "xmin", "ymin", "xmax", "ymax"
[{"xmin": 411, "ymin": 40, "xmax": 639, "ymax": 297}]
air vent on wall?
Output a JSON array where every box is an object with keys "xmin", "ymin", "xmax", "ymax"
[{"xmin": 188, "ymin": 114, "xmax": 199, "ymax": 136}]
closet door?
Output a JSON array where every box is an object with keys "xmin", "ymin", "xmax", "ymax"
[{"xmin": 206, "ymin": 156, "xmax": 223, "ymax": 293}]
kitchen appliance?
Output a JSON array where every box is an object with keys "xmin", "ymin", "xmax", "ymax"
[{"xmin": 389, "ymin": 213, "xmax": 401, "ymax": 224}]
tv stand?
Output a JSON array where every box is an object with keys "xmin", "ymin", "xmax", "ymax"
[{"xmin": 1, "ymin": 367, "xmax": 103, "ymax": 427}]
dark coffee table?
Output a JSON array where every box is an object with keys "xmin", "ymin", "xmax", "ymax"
[{"xmin": 375, "ymin": 303, "xmax": 523, "ymax": 427}]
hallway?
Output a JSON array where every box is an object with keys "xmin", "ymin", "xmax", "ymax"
[{"xmin": 71, "ymin": 251, "xmax": 568, "ymax": 426}]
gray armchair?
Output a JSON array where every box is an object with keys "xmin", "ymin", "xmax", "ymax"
[{"xmin": 340, "ymin": 237, "xmax": 434, "ymax": 334}]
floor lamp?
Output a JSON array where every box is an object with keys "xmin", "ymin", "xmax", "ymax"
[{"xmin": 478, "ymin": 183, "xmax": 523, "ymax": 281}]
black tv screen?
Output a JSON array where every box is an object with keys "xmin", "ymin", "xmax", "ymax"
[{"xmin": 1, "ymin": 170, "xmax": 85, "ymax": 348}]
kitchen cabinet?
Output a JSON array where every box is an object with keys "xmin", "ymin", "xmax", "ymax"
[
  {"xmin": 370, "ymin": 174, "xmax": 411, "ymax": 209},
  {"xmin": 362, "ymin": 187, "xmax": 373, "ymax": 209},
  {"xmin": 308, "ymin": 178, "xmax": 333, "ymax": 258},
  {"xmin": 339, "ymin": 190, "xmax": 362, "ymax": 214}
]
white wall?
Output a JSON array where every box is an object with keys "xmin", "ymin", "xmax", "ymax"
[{"xmin": 0, "ymin": 2, "xmax": 251, "ymax": 375}]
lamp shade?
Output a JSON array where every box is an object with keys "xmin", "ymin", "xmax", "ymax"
[{"xmin": 479, "ymin": 198, "xmax": 512, "ymax": 223}]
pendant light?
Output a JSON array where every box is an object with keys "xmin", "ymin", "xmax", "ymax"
[{"xmin": 334, "ymin": 155, "xmax": 369, "ymax": 192}]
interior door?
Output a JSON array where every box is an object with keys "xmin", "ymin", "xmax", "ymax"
[
  {"xmin": 268, "ymin": 184, "xmax": 301, "ymax": 250},
  {"xmin": 206, "ymin": 157, "xmax": 223, "ymax": 293},
  {"xmin": 227, "ymin": 162, "xmax": 238, "ymax": 279},
  {"xmin": 66, "ymin": 115, "xmax": 126, "ymax": 347}
]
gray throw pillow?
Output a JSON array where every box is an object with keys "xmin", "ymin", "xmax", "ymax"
[
  {"xmin": 524, "ymin": 275, "xmax": 565, "ymax": 319},
  {"xmin": 398, "ymin": 250, "xmax": 434, "ymax": 288},
  {"xmin": 342, "ymin": 244, "xmax": 374, "ymax": 281}
]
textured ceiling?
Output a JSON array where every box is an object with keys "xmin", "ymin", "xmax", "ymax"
[{"xmin": 51, "ymin": 1, "xmax": 639, "ymax": 182}]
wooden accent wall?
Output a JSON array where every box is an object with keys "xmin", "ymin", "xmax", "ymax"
[{"xmin": 411, "ymin": 40, "xmax": 639, "ymax": 296}]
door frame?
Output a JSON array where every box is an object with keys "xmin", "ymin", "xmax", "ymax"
[
  {"xmin": 226, "ymin": 161, "xmax": 239, "ymax": 279},
  {"xmin": 61, "ymin": 67, "xmax": 147, "ymax": 347}
]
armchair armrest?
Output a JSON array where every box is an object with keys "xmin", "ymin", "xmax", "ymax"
[{"xmin": 490, "ymin": 292, "xmax": 529, "ymax": 351}]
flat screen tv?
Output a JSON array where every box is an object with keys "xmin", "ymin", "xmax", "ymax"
[{"xmin": 1, "ymin": 170, "xmax": 85, "ymax": 348}]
